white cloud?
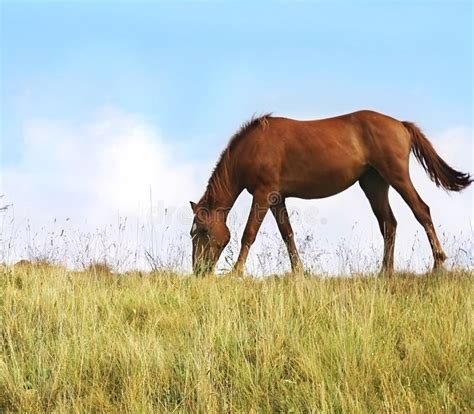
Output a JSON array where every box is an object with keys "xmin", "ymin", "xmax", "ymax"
[
  {"xmin": 1, "ymin": 109, "xmax": 200, "ymax": 269},
  {"xmin": 1, "ymin": 110, "xmax": 472, "ymax": 274},
  {"xmin": 5, "ymin": 108, "xmax": 198, "ymax": 220}
]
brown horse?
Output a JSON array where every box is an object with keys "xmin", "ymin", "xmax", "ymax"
[{"xmin": 190, "ymin": 110, "xmax": 471, "ymax": 275}]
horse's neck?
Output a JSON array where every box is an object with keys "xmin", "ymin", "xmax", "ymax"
[
  {"xmin": 202, "ymin": 187, "xmax": 240, "ymax": 217},
  {"xmin": 202, "ymin": 167, "xmax": 242, "ymax": 218}
]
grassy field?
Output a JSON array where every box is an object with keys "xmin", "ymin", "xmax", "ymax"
[{"xmin": 1, "ymin": 265, "xmax": 472, "ymax": 413}]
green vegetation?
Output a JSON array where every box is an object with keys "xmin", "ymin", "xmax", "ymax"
[{"xmin": 1, "ymin": 265, "xmax": 472, "ymax": 413}]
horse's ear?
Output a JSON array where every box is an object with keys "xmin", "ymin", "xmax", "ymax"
[{"xmin": 190, "ymin": 201, "xmax": 198, "ymax": 213}]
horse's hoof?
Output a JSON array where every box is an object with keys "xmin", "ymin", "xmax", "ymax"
[
  {"xmin": 228, "ymin": 268, "xmax": 245, "ymax": 278},
  {"xmin": 291, "ymin": 264, "xmax": 305, "ymax": 276},
  {"xmin": 378, "ymin": 269, "xmax": 394, "ymax": 277},
  {"xmin": 431, "ymin": 265, "xmax": 446, "ymax": 275}
]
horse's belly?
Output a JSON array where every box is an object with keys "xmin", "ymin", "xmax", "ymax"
[
  {"xmin": 275, "ymin": 126, "xmax": 368, "ymax": 199},
  {"xmin": 281, "ymin": 161, "xmax": 367, "ymax": 199}
]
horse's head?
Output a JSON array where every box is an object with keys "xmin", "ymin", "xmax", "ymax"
[{"xmin": 189, "ymin": 201, "xmax": 230, "ymax": 275}]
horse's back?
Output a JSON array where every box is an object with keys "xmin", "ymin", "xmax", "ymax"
[
  {"xmin": 269, "ymin": 110, "xmax": 411, "ymax": 163},
  {"xmin": 234, "ymin": 110, "xmax": 411, "ymax": 198},
  {"xmin": 242, "ymin": 114, "xmax": 368, "ymax": 198}
]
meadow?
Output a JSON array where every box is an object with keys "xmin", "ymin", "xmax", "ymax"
[{"xmin": 1, "ymin": 264, "xmax": 472, "ymax": 413}]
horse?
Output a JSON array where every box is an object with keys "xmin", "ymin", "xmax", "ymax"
[{"xmin": 189, "ymin": 110, "xmax": 472, "ymax": 276}]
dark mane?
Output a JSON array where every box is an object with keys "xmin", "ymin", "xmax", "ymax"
[
  {"xmin": 228, "ymin": 112, "xmax": 273, "ymax": 151},
  {"xmin": 200, "ymin": 113, "xmax": 272, "ymax": 207}
]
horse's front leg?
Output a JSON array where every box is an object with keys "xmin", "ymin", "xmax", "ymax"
[
  {"xmin": 271, "ymin": 200, "xmax": 304, "ymax": 274},
  {"xmin": 233, "ymin": 191, "xmax": 271, "ymax": 276}
]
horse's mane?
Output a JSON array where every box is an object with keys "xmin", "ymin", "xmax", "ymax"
[{"xmin": 201, "ymin": 113, "xmax": 272, "ymax": 207}]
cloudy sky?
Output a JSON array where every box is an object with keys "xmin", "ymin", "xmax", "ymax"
[{"xmin": 1, "ymin": 1, "xmax": 472, "ymax": 273}]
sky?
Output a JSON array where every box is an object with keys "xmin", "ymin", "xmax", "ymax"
[{"xmin": 0, "ymin": 1, "xmax": 472, "ymax": 274}]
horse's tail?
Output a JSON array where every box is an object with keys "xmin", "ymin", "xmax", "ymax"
[{"xmin": 402, "ymin": 121, "xmax": 472, "ymax": 192}]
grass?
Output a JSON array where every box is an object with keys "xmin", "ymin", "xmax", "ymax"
[{"xmin": 0, "ymin": 265, "xmax": 472, "ymax": 413}]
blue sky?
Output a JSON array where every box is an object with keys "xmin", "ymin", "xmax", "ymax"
[
  {"xmin": 2, "ymin": 1, "xmax": 472, "ymax": 163},
  {"xmin": 0, "ymin": 1, "xmax": 472, "ymax": 272}
]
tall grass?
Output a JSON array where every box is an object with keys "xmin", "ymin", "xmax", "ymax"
[{"xmin": 1, "ymin": 265, "xmax": 472, "ymax": 413}]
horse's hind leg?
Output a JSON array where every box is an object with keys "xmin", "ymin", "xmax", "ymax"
[
  {"xmin": 379, "ymin": 166, "xmax": 447, "ymax": 271},
  {"xmin": 359, "ymin": 169, "xmax": 397, "ymax": 275}
]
